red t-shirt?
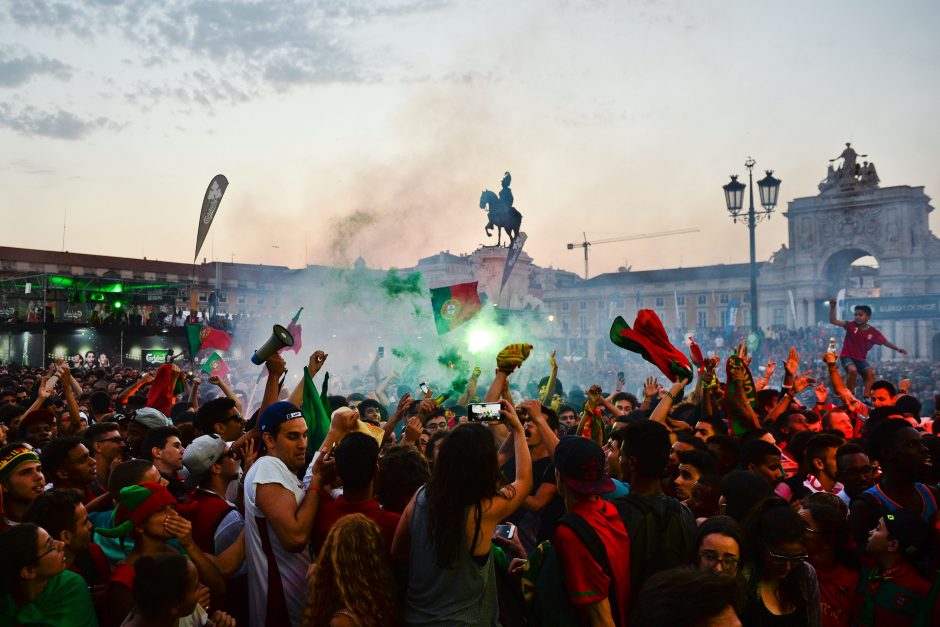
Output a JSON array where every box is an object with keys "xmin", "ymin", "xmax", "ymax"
[
  {"xmin": 840, "ymin": 322, "xmax": 886, "ymax": 361},
  {"xmin": 817, "ymin": 562, "xmax": 859, "ymax": 627},
  {"xmin": 554, "ymin": 498, "xmax": 630, "ymax": 626},
  {"xmin": 311, "ymin": 490, "xmax": 401, "ymax": 558}
]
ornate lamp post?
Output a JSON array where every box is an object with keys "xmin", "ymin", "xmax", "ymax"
[{"xmin": 722, "ymin": 158, "xmax": 781, "ymax": 332}]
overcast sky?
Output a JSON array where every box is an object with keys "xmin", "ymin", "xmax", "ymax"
[{"xmin": 2, "ymin": 0, "xmax": 938, "ymax": 277}]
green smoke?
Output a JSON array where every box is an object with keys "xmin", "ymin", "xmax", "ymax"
[{"xmin": 380, "ymin": 269, "xmax": 423, "ymax": 299}]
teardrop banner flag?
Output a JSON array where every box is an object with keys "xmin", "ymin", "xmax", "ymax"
[{"xmin": 193, "ymin": 174, "xmax": 229, "ymax": 262}]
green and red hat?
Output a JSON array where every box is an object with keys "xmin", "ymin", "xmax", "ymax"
[{"xmin": 94, "ymin": 481, "xmax": 176, "ymax": 538}]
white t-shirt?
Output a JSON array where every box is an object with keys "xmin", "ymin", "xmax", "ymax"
[{"xmin": 244, "ymin": 455, "xmax": 311, "ymax": 627}]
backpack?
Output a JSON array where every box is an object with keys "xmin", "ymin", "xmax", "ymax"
[
  {"xmin": 530, "ymin": 512, "xmax": 620, "ymax": 627},
  {"xmin": 611, "ymin": 493, "xmax": 693, "ymax": 595}
]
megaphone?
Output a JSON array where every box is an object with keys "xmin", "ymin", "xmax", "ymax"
[{"xmin": 251, "ymin": 324, "xmax": 294, "ymax": 365}]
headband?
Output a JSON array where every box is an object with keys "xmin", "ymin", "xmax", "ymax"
[{"xmin": 0, "ymin": 447, "xmax": 41, "ymax": 483}]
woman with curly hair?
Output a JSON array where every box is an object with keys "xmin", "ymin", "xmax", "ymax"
[
  {"xmin": 303, "ymin": 514, "xmax": 398, "ymax": 627},
  {"xmin": 392, "ymin": 399, "xmax": 531, "ymax": 626}
]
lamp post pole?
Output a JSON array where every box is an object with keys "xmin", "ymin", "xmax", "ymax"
[
  {"xmin": 723, "ymin": 158, "xmax": 781, "ymax": 336},
  {"xmin": 746, "ymin": 159, "xmax": 758, "ymax": 333}
]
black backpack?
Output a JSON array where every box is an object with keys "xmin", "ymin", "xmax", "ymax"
[
  {"xmin": 611, "ymin": 493, "xmax": 693, "ymax": 595},
  {"xmin": 530, "ymin": 512, "xmax": 621, "ymax": 627}
]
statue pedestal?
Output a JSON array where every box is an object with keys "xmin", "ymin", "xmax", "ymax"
[{"xmin": 470, "ymin": 246, "xmax": 533, "ymax": 308}]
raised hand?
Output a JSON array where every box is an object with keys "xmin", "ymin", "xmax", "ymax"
[
  {"xmin": 266, "ymin": 353, "xmax": 287, "ymax": 377},
  {"xmin": 549, "ymin": 350, "xmax": 557, "ymax": 371},
  {"xmin": 784, "ymin": 347, "xmax": 800, "ymax": 377},
  {"xmin": 814, "ymin": 383, "xmax": 828, "ymax": 404},
  {"xmin": 643, "ymin": 376, "xmax": 658, "ymax": 399},
  {"xmin": 792, "ymin": 370, "xmax": 816, "ymax": 393},
  {"xmin": 308, "ymin": 350, "xmax": 328, "ymax": 376},
  {"xmin": 499, "ymin": 398, "xmax": 524, "ymax": 433}
]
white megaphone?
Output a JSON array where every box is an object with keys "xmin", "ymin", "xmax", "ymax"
[{"xmin": 251, "ymin": 324, "xmax": 294, "ymax": 365}]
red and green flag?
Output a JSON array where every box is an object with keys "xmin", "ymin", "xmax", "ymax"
[
  {"xmin": 201, "ymin": 352, "xmax": 229, "ymax": 379},
  {"xmin": 185, "ymin": 323, "xmax": 232, "ymax": 357},
  {"xmin": 430, "ymin": 282, "xmax": 481, "ymax": 335},
  {"xmin": 609, "ymin": 309, "xmax": 693, "ymax": 383}
]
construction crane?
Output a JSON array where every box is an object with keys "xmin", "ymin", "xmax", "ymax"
[{"xmin": 567, "ymin": 228, "xmax": 700, "ymax": 279}]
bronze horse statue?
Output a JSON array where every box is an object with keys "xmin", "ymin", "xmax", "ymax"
[{"xmin": 479, "ymin": 189, "xmax": 521, "ymax": 247}]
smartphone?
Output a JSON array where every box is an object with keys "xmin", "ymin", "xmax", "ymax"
[
  {"xmin": 377, "ymin": 346, "xmax": 384, "ymax": 359},
  {"xmin": 617, "ymin": 371, "xmax": 625, "ymax": 382},
  {"xmin": 420, "ymin": 382, "xmax": 431, "ymax": 395},
  {"xmin": 495, "ymin": 524, "xmax": 515, "ymax": 540},
  {"xmin": 467, "ymin": 402, "xmax": 502, "ymax": 422}
]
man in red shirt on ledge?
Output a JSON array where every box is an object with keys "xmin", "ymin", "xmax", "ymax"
[{"xmin": 829, "ymin": 300, "xmax": 906, "ymax": 399}]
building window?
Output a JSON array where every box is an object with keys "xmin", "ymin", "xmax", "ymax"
[
  {"xmin": 655, "ymin": 310, "xmax": 666, "ymax": 323},
  {"xmin": 237, "ymin": 295, "xmax": 246, "ymax": 305},
  {"xmin": 743, "ymin": 307, "xmax": 751, "ymax": 326},
  {"xmin": 743, "ymin": 293, "xmax": 750, "ymax": 304},
  {"xmin": 773, "ymin": 308, "xmax": 785, "ymax": 328},
  {"xmin": 697, "ymin": 309, "xmax": 708, "ymax": 328},
  {"xmin": 579, "ymin": 301, "xmax": 587, "ymax": 310},
  {"xmin": 637, "ymin": 298, "xmax": 645, "ymax": 307},
  {"xmin": 562, "ymin": 302, "xmax": 569, "ymax": 311},
  {"xmin": 678, "ymin": 311, "xmax": 686, "ymax": 328},
  {"xmin": 579, "ymin": 316, "xmax": 588, "ymax": 334},
  {"xmin": 676, "ymin": 295, "xmax": 685, "ymax": 306},
  {"xmin": 655, "ymin": 296, "xmax": 664, "ymax": 307},
  {"xmin": 198, "ymin": 292, "xmax": 208, "ymax": 302},
  {"xmin": 719, "ymin": 294, "xmax": 729, "ymax": 304},
  {"xmin": 217, "ymin": 292, "xmax": 227, "ymax": 303},
  {"xmin": 719, "ymin": 309, "xmax": 728, "ymax": 327},
  {"xmin": 697, "ymin": 295, "xmax": 707, "ymax": 306},
  {"xmin": 256, "ymin": 297, "xmax": 265, "ymax": 306}
]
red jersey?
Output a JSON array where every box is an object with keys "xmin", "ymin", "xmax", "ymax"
[
  {"xmin": 840, "ymin": 322, "xmax": 886, "ymax": 361},
  {"xmin": 554, "ymin": 498, "xmax": 631, "ymax": 626},
  {"xmin": 311, "ymin": 489, "xmax": 401, "ymax": 558},
  {"xmin": 817, "ymin": 562, "xmax": 859, "ymax": 627}
]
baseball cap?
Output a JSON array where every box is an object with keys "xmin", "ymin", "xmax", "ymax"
[
  {"xmin": 133, "ymin": 407, "xmax": 172, "ymax": 430},
  {"xmin": 183, "ymin": 434, "xmax": 228, "ymax": 487},
  {"xmin": 554, "ymin": 436, "xmax": 615, "ymax": 495},
  {"xmin": 883, "ymin": 509, "xmax": 930, "ymax": 559},
  {"xmin": 259, "ymin": 401, "xmax": 304, "ymax": 437}
]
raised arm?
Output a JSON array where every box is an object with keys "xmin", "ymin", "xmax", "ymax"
[
  {"xmin": 208, "ymin": 375, "xmax": 241, "ymax": 412},
  {"xmin": 539, "ymin": 351, "xmax": 558, "ymax": 405},
  {"xmin": 765, "ymin": 369, "xmax": 815, "ymax": 426},
  {"xmin": 259, "ymin": 354, "xmax": 287, "ymax": 415},
  {"xmin": 58, "ymin": 366, "xmax": 82, "ymax": 435},
  {"xmin": 828, "ymin": 299, "xmax": 846, "ymax": 329}
]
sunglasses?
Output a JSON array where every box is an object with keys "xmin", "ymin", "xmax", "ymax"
[{"xmin": 96, "ymin": 436, "xmax": 125, "ymax": 445}]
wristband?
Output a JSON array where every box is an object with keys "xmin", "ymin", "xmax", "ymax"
[{"xmin": 665, "ymin": 391, "xmax": 679, "ymax": 403}]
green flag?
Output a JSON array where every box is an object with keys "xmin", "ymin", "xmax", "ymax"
[{"xmin": 301, "ymin": 366, "xmax": 331, "ymax": 453}]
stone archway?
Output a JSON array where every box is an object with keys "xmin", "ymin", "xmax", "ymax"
[{"xmin": 820, "ymin": 248, "xmax": 880, "ymax": 296}]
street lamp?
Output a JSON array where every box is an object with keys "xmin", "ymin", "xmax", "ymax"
[{"xmin": 722, "ymin": 158, "xmax": 781, "ymax": 332}]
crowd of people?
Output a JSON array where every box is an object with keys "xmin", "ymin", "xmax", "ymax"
[{"xmin": 1, "ymin": 303, "xmax": 940, "ymax": 627}]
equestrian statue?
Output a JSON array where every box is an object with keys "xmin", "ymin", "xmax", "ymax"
[{"xmin": 479, "ymin": 171, "xmax": 522, "ymax": 247}]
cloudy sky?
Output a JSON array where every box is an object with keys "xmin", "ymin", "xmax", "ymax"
[{"xmin": 2, "ymin": 0, "xmax": 938, "ymax": 277}]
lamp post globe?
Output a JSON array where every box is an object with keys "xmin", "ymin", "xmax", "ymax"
[
  {"xmin": 757, "ymin": 170, "xmax": 782, "ymax": 210},
  {"xmin": 723, "ymin": 175, "xmax": 746, "ymax": 217}
]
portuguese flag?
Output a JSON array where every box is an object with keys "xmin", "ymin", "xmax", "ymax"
[
  {"xmin": 430, "ymin": 282, "xmax": 482, "ymax": 335},
  {"xmin": 201, "ymin": 352, "xmax": 230, "ymax": 378},
  {"xmin": 609, "ymin": 309, "xmax": 693, "ymax": 383},
  {"xmin": 185, "ymin": 323, "xmax": 232, "ymax": 357}
]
